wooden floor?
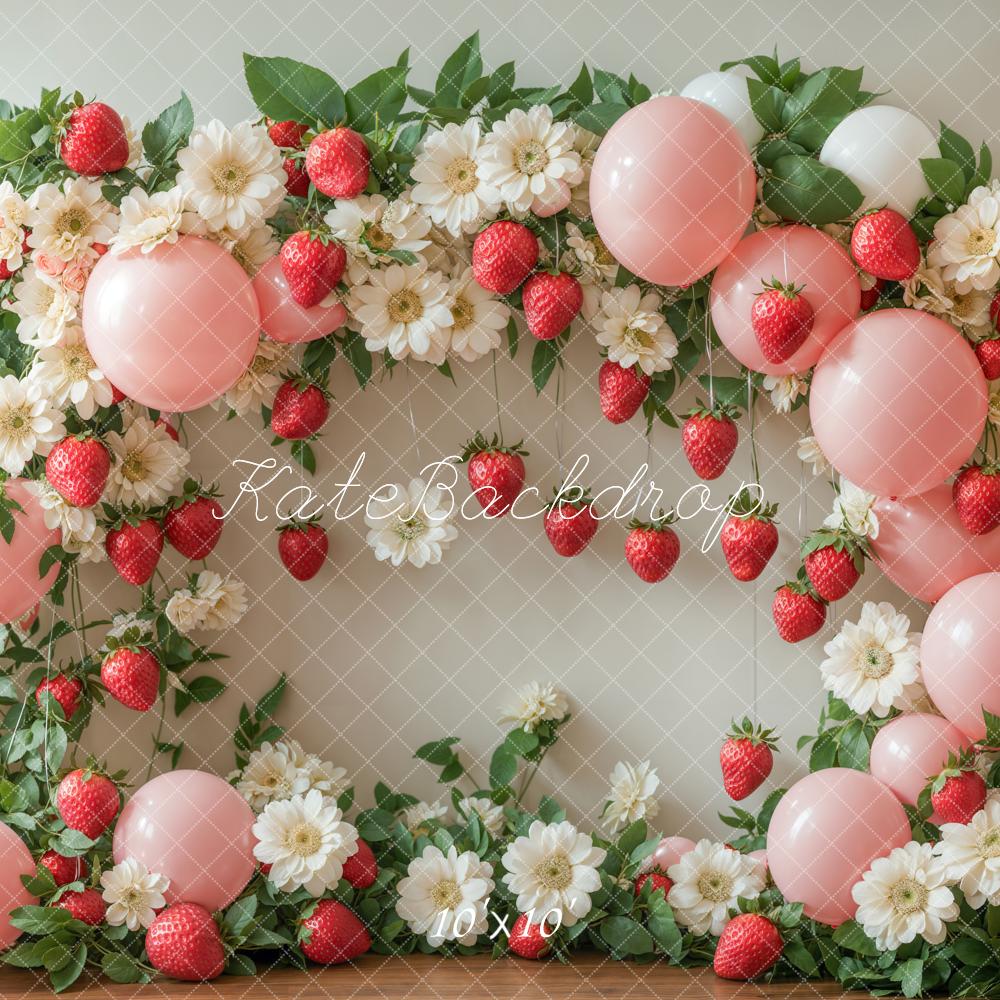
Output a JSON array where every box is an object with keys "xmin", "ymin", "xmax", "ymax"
[{"xmin": 0, "ymin": 954, "xmax": 870, "ymax": 999}]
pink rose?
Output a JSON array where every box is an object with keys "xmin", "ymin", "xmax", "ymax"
[
  {"xmin": 62, "ymin": 261, "xmax": 90, "ymax": 293},
  {"xmin": 33, "ymin": 251, "xmax": 65, "ymax": 276}
]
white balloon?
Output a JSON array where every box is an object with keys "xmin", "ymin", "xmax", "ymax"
[
  {"xmin": 680, "ymin": 71, "xmax": 764, "ymax": 151},
  {"xmin": 819, "ymin": 105, "xmax": 937, "ymax": 216}
]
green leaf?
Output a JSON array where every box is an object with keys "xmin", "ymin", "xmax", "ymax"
[
  {"xmin": 489, "ymin": 744, "xmax": 517, "ymax": 790},
  {"xmin": 506, "ymin": 317, "xmax": 519, "ymax": 359},
  {"xmin": 920, "ymin": 157, "xmax": 965, "ymax": 206},
  {"xmin": 939, "ymin": 123, "xmax": 976, "ymax": 181},
  {"xmin": 10, "ymin": 905, "xmax": 77, "ymax": 936},
  {"xmin": 837, "ymin": 718, "xmax": 871, "ymax": 771},
  {"xmin": 242, "ymin": 54, "xmax": 345, "ymax": 126},
  {"xmin": 174, "ymin": 675, "xmax": 225, "ymax": 716},
  {"xmin": 50, "ymin": 943, "xmax": 86, "ymax": 993},
  {"xmin": 415, "ymin": 736, "xmax": 460, "ymax": 766},
  {"xmin": 720, "ymin": 55, "xmax": 781, "ymax": 87},
  {"xmin": 435, "ymin": 33, "xmax": 482, "ymax": 109},
  {"xmin": 746, "ymin": 78, "xmax": 785, "ymax": 133},
  {"xmin": 44, "ymin": 723, "xmax": 67, "ymax": 773},
  {"xmin": 222, "ymin": 895, "xmax": 258, "ymax": 938},
  {"xmin": 255, "ymin": 672, "xmax": 286, "ymax": 721},
  {"xmin": 355, "ymin": 807, "xmax": 396, "ymax": 842},
  {"xmin": 898, "ymin": 958, "xmax": 924, "ymax": 998},
  {"xmin": 600, "ymin": 915, "xmax": 654, "ymax": 956},
  {"xmin": 0, "ymin": 110, "xmax": 42, "ymax": 162},
  {"xmin": 142, "ymin": 93, "xmax": 194, "ymax": 165},
  {"xmin": 531, "ymin": 339, "xmax": 560, "ymax": 394},
  {"xmin": 345, "ymin": 66, "xmax": 408, "ymax": 134},
  {"xmin": 762, "ymin": 155, "xmax": 863, "ymax": 224},
  {"xmin": 573, "ymin": 103, "xmax": 629, "ymax": 136},
  {"xmin": 225, "ymin": 953, "xmax": 256, "ymax": 976},
  {"xmin": 646, "ymin": 895, "xmax": 682, "ymax": 959},
  {"xmin": 593, "ymin": 69, "xmax": 628, "ymax": 105},
  {"xmin": 782, "ymin": 66, "xmax": 863, "ymax": 150},
  {"xmin": 783, "ymin": 939, "xmax": 818, "ymax": 976},
  {"xmin": 289, "ymin": 439, "xmax": 316, "ymax": 475},
  {"xmin": 832, "ymin": 918, "xmax": 880, "ymax": 956},
  {"xmin": 101, "ymin": 952, "xmax": 147, "ymax": 984},
  {"xmin": 567, "ymin": 64, "xmax": 593, "ymax": 108},
  {"xmin": 486, "ymin": 62, "xmax": 516, "ymax": 108},
  {"xmin": 505, "ymin": 728, "xmax": 538, "ymax": 755},
  {"xmin": 342, "ymin": 329, "xmax": 373, "ymax": 388}
]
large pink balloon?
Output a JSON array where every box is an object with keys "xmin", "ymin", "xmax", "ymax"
[
  {"xmin": 83, "ymin": 236, "xmax": 260, "ymax": 412},
  {"xmin": 253, "ymin": 257, "xmax": 348, "ymax": 344},
  {"xmin": 922, "ymin": 572, "xmax": 1000, "ymax": 740},
  {"xmin": 710, "ymin": 226, "xmax": 860, "ymax": 375},
  {"xmin": 871, "ymin": 486, "xmax": 1000, "ymax": 603},
  {"xmin": 810, "ymin": 309, "xmax": 987, "ymax": 497},
  {"xmin": 590, "ymin": 96, "xmax": 756, "ymax": 287},
  {"xmin": 651, "ymin": 836, "xmax": 696, "ymax": 872},
  {"xmin": 0, "ymin": 821, "xmax": 36, "ymax": 949},
  {"xmin": 113, "ymin": 770, "xmax": 255, "ymax": 911},
  {"xmin": 870, "ymin": 714, "xmax": 970, "ymax": 807},
  {"xmin": 767, "ymin": 768, "xmax": 910, "ymax": 926},
  {"xmin": 0, "ymin": 479, "xmax": 59, "ymax": 624}
]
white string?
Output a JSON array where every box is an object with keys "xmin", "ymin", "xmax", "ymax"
[
  {"xmin": 405, "ymin": 359, "xmax": 423, "ymax": 468},
  {"xmin": 704, "ymin": 309, "xmax": 715, "ymax": 410},
  {"xmin": 555, "ymin": 365, "xmax": 566, "ymax": 481}
]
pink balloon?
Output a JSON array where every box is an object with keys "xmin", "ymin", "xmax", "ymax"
[
  {"xmin": 810, "ymin": 309, "xmax": 987, "ymax": 497},
  {"xmin": 869, "ymin": 713, "xmax": 970, "ymax": 806},
  {"xmin": 922, "ymin": 572, "xmax": 1000, "ymax": 740},
  {"xmin": 766, "ymin": 768, "xmax": 910, "ymax": 926},
  {"xmin": 83, "ymin": 236, "xmax": 260, "ymax": 412},
  {"xmin": 710, "ymin": 226, "xmax": 860, "ymax": 375},
  {"xmin": 0, "ymin": 821, "xmax": 36, "ymax": 949},
  {"xmin": 253, "ymin": 257, "xmax": 348, "ymax": 345},
  {"xmin": 590, "ymin": 96, "xmax": 756, "ymax": 287},
  {"xmin": 871, "ymin": 485, "xmax": 1000, "ymax": 603},
  {"xmin": 113, "ymin": 770, "xmax": 255, "ymax": 911},
  {"xmin": 651, "ymin": 836, "xmax": 696, "ymax": 872},
  {"xmin": 0, "ymin": 479, "xmax": 59, "ymax": 624},
  {"xmin": 748, "ymin": 848, "xmax": 768, "ymax": 874}
]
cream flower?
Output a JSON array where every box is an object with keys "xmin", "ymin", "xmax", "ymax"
[
  {"xmin": 27, "ymin": 326, "xmax": 114, "ymax": 419},
  {"xmin": 478, "ymin": 105, "xmax": 582, "ymax": 214},
  {"xmin": 27, "ymin": 176, "xmax": 117, "ymax": 262},
  {"xmin": 0, "ymin": 220, "xmax": 25, "ymax": 274},
  {"xmin": 762, "ymin": 373, "xmax": 807, "ymax": 414},
  {"xmin": 237, "ymin": 741, "xmax": 311, "ymax": 811},
  {"xmin": 166, "ymin": 571, "xmax": 246, "ymax": 634},
  {"xmin": 903, "ymin": 260, "xmax": 993, "ymax": 336},
  {"xmin": 498, "ymin": 681, "xmax": 569, "ymax": 733},
  {"xmin": 820, "ymin": 601, "xmax": 921, "ymax": 717},
  {"xmin": 0, "ymin": 375, "xmax": 65, "ymax": 475},
  {"xmin": 595, "ymin": 285, "xmax": 676, "ymax": 375},
  {"xmin": 220, "ymin": 336, "xmax": 292, "ymax": 416},
  {"xmin": 252, "ymin": 789, "xmax": 359, "ymax": 897},
  {"xmin": 934, "ymin": 799, "xmax": 1000, "ymax": 907},
  {"xmin": 902, "ymin": 259, "xmax": 952, "ymax": 316},
  {"xmin": 568, "ymin": 127, "xmax": 600, "ymax": 219},
  {"xmin": 121, "ymin": 115, "xmax": 143, "ymax": 170},
  {"xmin": 396, "ymin": 845, "xmax": 495, "ymax": 946},
  {"xmin": 27, "ymin": 479, "xmax": 98, "ymax": 547},
  {"xmin": 63, "ymin": 519, "xmax": 105, "ymax": 563},
  {"xmin": 852, "ymin": 841, "xmax": 957, "ymax": 951},
  {"xmin": 824, "ymin": 479, "xmax": 879, "ymax": 539},
  {"xmin": 667, "ymin": 839, "xmax": 766, "ymax": 936},
  {"xmin": 410, "ymin": 121, "xmax": 501, "ymax": 236},
  {"xmin": 365, "ymin": 477, "xmax": 458, "ymax": 568},
  {"xmin": 326, "ymin": 194, "xmax": 431, "ymax": 278},
  {"xmin": 458, "ymin": 795, "xmax": 505, "ymax": 837},
  {"xmin": 221, "ymin": 223, "xmax": 279, "ymax": 277},
  {"xmin": 0, "ymin": 179, "xmax": 28, "ymax": 230},
  {"xmin": 797, "ymin": 435, "xmax": 829, "ymax": 476},
  {"xmin": 102, "ymin": 611, "xmax": 154, "ymax": 648},
  {"xmin": 103, "ymin": 413, "xmax": 189, "ymax": 508},
  {"xmin": 278, "ymin": 738, "xmax": 349, "ymax": 800},
  {"xmin": 602, "ymin": 760, "xmax": 661, "ymax": 832},
  {"xmin": 565, "ymin": 222, "xmax": 618, "ymax": 286},
  {"xmin": 446, "ymin": 267, "xmax": 510, "ymax": 362},
  {"xmin": 9, "ymin": 265, "xmax": 79, "ymax": 347},
  {"xmin": 401, "ymin": 800, "xmax": 449, "ymax": 836},
  {"xmin": 100, "ymin": 858, "xmax": 169, "ymax": 931},
  {"xmin": 111, "ymin": 186, "xmax": 185, "ymax": 255},
  {"xmin": 929, "ymin": 185, "xmax": 1000, "ymax": 292}
]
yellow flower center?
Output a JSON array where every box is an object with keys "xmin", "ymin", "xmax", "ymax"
[
  {"xmin": 978, "ymin": 826, "xmax": 1000, "ymax": 858},
  {"xmin": 532, "ymin": 851, "xmax": 572, "ymax": 892},
  {"xmin": 394, "ymin": 515, "xmax": 426, "ymax": 541},
  {"xmin": 121, "ymin": 451, "xmax": 147, "ymax": 483},
  {"xmin": 622, "ymin": 324, "xmax": 654, "ymax": 352},
  {"xmin": 445, "ymin": 156, "xmax": 479, "ymax": 194},
  {"xmin": 0, "ymin": 404, "xmax": 30, "ymax": 436},
  {"xmin": 430, "ymin": 879, "xmax": 463, "ymax": 911},
  {"xmin": 697, "ymin": 870, "xmax": 734, "ymax": 904},
  {"xmin": 950, "ymin": 295, "xmax": 978, "ymax": 320},
  {"xmin": 365, "ymin": 223, "xmax": 395, "ymax": 252},
  {"xmin": 966, "ymin": 226, "xmax": 996, "ymax": 257},
  {"xmin": 387, "ymin": 288, "xmax": 423, "ymax": 324},
  {"xmin": 55, "ymin": 207, "xmax": 89, "ymax": 237},
  {"xmin": 251, "ymin": 353, "xmax": 280, "ymax": 375},
  {"xmin": 889, "ymin": 876, "xmax": 928, "ymax": 915},
  {"xmin": 591, "ymin": 236, "xmax": 614, "ymax": 267},
  {"xmin": 451, "ymin": 295, "xmax": 474, "ymax": 330},
  {"xmin": 513, "ymin": 138, "xmax": 549, "ymax": 176},
  {"xmin": 858, "ymin": 641, "xmax": 893, "ymax": 680},
  {"xmin": 284, "ymin": 821, "xmax": 323, "ymax": 858},
  {"xmin": 61, "ymin": 345, "xmax": 93, "ymax": 380},
  {"xmin": 213, "ymin": 163, "xmax": 249, "ymax": 197}
]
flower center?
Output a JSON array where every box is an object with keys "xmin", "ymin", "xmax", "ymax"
[
  {"xmin": 696, "ymin": 870, "xmax": 735, "ymax": 904},
  {"xmin": 62, "ymin": 345, "xmax": 93, "ymax": 380},
  {"xmin": 213, "ymin": 163, "xmax": 249, "ymax": 197},
  {"xmin": 451, "ymin": 295, "xmax": 474, "ymax": 330},
  {"xmin": 858, "ymin": 641, "xmax": 893, "ymax": 679},
  {"xmin": 284, "ymin": 821, "xmax": 323, "ymax": 857},
  {"xmin": 978, "ymin": 826, "xmax": 1000, "ymax": 858},
  {"xmin": 532, "ymin": 851, "xmax": 572, "ymax": 892},
  {"xmin": 591, "ymin": 236, "xmax": 614, "ymax": 267},
  {"xmin": 513, "ymin": 138, "xmax": 549, "ymax": 176},
  {"xmin": 430, "ymin": 879, "xmax": 463, "ymax": 911},
  {"xmin": 365, "ymin": 223, "xmax": 395, "ymax": 252},
  {"xmin": 0, "ymin": 404, "xmax": 30, "ymax": 436},
  {"xmin": 889, "ymin": 876, "xmax": 928, "ymax": 915},
  {"xmin": 55, "ymin": 207, "xmax": 89, "ymax": 237},
  {"xmin": 393, "ymin": 515, "xmax": 426, "ymax": 542},
  {"xmin": 966, "ymin": 227, "xmax": 996, "ymax": 257},
  {"xmin": 122, "ymin": 887, "xmax": 145, "ymax": 907},
  {"xmin": 387, "ymin": 288, "xmax": 423, "ymax": 324},
  {"xmin": 251, "ymin": 353, "xmax": 280, "ymax": 375},
  {"xmin": 622, "ymin": 324, "xmax": 654, "ymax": 352},
  {"xmin": 445, "ymin": 157, "xmax": 479, "ymax": 194},
  {"xmin": 950, "ymin": 294, "xmax": 978, "ymax": 320},
  {"xmin": 121, "ymin": 451, "xmax": 147, "ymax": 483}
]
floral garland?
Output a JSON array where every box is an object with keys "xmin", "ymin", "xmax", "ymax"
[{"xmin": 0, "ymin": 34, "xmax": 999, "ymax": 996}]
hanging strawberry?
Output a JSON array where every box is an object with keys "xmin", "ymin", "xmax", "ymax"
[
  {"xmin": 543, "ymin": 486, "xmax": 598, "ymax": 557},
  {"xmin": 750, "ymin": 278, "xmax": 814, "ymax": 364},
  {"xmin": 624, "ymin": 511, "xmax": 680, "ymax": 583},
  {"xmin": 801, "ymin": 529, "xmax": 868, "ymax": 601},
  {"xmin": 681, "ymin": 401, "xmax": 740, "ymax": 480},
  {"xmin": 458, "ymin": 432, "xmax": 528, "ymax": 518}
]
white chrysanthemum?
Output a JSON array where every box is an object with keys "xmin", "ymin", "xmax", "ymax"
[
  {"xmin": 63, "ymin": 519, "xmax": 105, "ymax": 563},
  {"xmin": 278, "ymin": 738, "xmax": 349, "ymax": 800},
  {"xmin": 121, "ymin": 115, "xmax": 143, "ymax": 170},
  {"xmin": 100, "ymin": 857, "xmax": 169, "ymax": 931},
  {"xmin": 102, "ymin": 611, "xmax": 154, "ymax": 648},
  {"xmin": 902, "ymin": 261, "xmax": 993, "ymax": 336},
  {"xmin": 103, "ymin": 413, "xmax": 189, "ymax": 508},
  {"xmin": 595, "ymin": 285, "xmax": 677, "ymax": 376},
  {"xmin": 365, "ymin": 477, "xmax": 458, "ymax": 568},
  {"xmin": 401, "ymin": 800, "xmax": 449, "ymax": 836},
  {"xmin": 27, "ymin": 177, "xmax": 117, "ymax": 262},
  {"xmin": 252, "ymin": 789, "xmax": 359, "ymax": 897},
  {"xmin": 498, "ymin": 681, "xmax": 569, "ymax": 733},
  {"xmin": 934, "ymin": 799, "xmax": 1000, "ymax": 907},
  {"xmin": 762, "ymin": 373, "xmax": 807, "ymax": 414},
  {"xmin": 27, "ymin": 479, "xmax": 98, "ymax": 546},
  {"xmin": 410, "ymin": 121, "xmax": 501, "ymax": 236},
  {"xmin": 176, "ymin": 120, "xmax": 286, "ymax": 237},
  {"xmin": 166, "ymin": 571, "xmax": 246, "ymax": 634},
  {"xmin": 824, "ymin": 479, "xmax": 879, "ymax": 539},
  {"xmin": 10, "ymin": 265, "xmax": 79, "ymax": 347},
  {"xmin": 501, "ymin": 820, "xmax": 606, "ymax": 927},
  {"xmin": 447, "ymin": 267, "xmax": 510, "ymax": 362},
  {"xmin": 0, "ymin": 179, "xmax": 28, "ymax": 230},
  {"xmin": 396, "ymin": 845, "xmax": 495, "ymax": 946},
  {"xmin": 458, "ymin": 795, "xmax": 505, "ymax": 837},
  {"xmin": 667, "ymin": 839, "xmax": 766, "ymax": 936},
  {"xmin": 929, "ymin": 185, "xmax": 1000, "ymax": 292},
  {"xmin": 820, "ymin": 601, "xmax": 921, "ymax": 717},
  {"xmin": 27, "ymin": 326, "xmax": 113, "ymax": 419},
  {"xmin": 0, "ymin": 220, "xmax": 25, "ymax": 273},
  {"xmin": 220, "ymin": 223, "xmax": 279, "ymax": 277},
  {"xmin": 479, "ymin": 106, "xmax": 582, "ymax": 214},
  {"xmin": 797, "ymin": 435, "xmax": 829, "ymax": 476},
  {"xmin": 219, "ymin": 336, "xmax": 292, "ymax": 416},
  {"xmin": 111, "ymin": 186, "xmax": 185, "ymax": 255},
  {"xmin": 568, "ymin": 127, "xmax": 600, "ymax": 219},
  {"xmin": 902, "ymin": 259, "xmax": 951, "ymax": 316},
  {"xmin": 237, "ymin": 741, "xmax": 311, "ymax": 811},
  {"xmin": 565, "ymin": 222, "xmax": 618, "ymax": 286},
  {"xmin": 326, "ymin": 194, "xmax": 431, "ymax": 276},
  {"xmin": 852, "ymin": 841, "xmax": 957, "ymax": 951},
  {"xmin": 164, "ymin": 587, "xmax": 210, "ymax": 635},
  {"xmin": 602, "ymin": 760, "xmax": 661, "ymax": 832},
  {"xmin": 0, "ymin": 375, "xmax": 65, "ymax": 475}
]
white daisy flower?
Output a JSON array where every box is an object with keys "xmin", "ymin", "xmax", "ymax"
[
  {"xmin": 401, "ymin": 800, "xmax": 449, "ymax": 836},
  {"xmin": 0, "ymin": 179, "xmax": 28, "ymax": 230},
  {"xmin": 63, "ymin": 519, "xmax": 106, "ymax": 563},
  {"xmin": 27, "ymin": 176, "xmax": 117, "ymax": 263},
  {"xmin": 446, "ymin": 266, "xmax": 510, "ymax": 362},
  {"xmin": 0, "ymin": 220, "xmax": 25, "ymax": 274},
  {"xmin": 0, "ymin": 374, "xmax": 65, "ymax": 475},
  {"xmin": 824, "ymin": 479, "xmax": 879, "ymax": 539},
  {"xmin": 27, "ymin": 479, "xmax": 98, "ymax": 547},
  {"xmin": 219, "ymin": 223, "xmax": 279, "ymax": 277},
  {"xmin": 237, "ymin": 741, "xmax": 311, "ymax": 811},
  {"xmin": 278, "ymin": 739, "xmax": 349, "ymax": 801},
  {"xmin": 396, "ymin": 844, "xmax": 495, "ymax": 946},
  {"xmin": 103, "ymin": 412, "xmax": 189, "ymax": 508},
  {"xmin": 498, "ymin": 681, "xmax": 569, "ymax": 733},
  {"xmin": 219, "ymin": 336, "xmax": 293, "ymax": 416},
  {"xmin": 166, "ymin": 571, "xmax": 246, "ymax": 634},
  {"xmin": 902, "ymin": 259, "xmax": 952, "ymax": 316},
  {"xmin": 100, "ymin": 857, "xmax": 169, "ymax": 931},
  {"xmin": 852, "ymin": 841, "xmax": 957, "ymax": 951},
  {"xmin": 563, "ymin": 221, "xmax": 617, "ymax": 321},
  {"xmin": 364, "ymin": 477, "xmax": 458, "ymax": 568},
  {"xmin": 602, "ymin": 760, "xmax": 661, "ymax": 832},
  {"xmin": 933, "ymin": 799, "xmax": 1000, "ymax": 908},
  {"xmin": 458, "ymin": 795, "xmax": 505, "ymax": 837},
  {"xmin": 796, "ymin": 435, "xmax": 829, "ymax": 476},
  {"xmin": 26, "ymin": 326, "xmax": 114, "ymax": 419},
  {"xmin": 325, "ymin": 193, "xmax": 431, "ymax": 276},
  {"xmin": 929, "ymin": 185, "xmax": 1000, "ymax": 293},
  {"xmin": 111, "ymin": 186, "xmax": 185, "ymax": 255},
  {"xmin": 567, "ymin": 127, "xmax": 600, "ymax": 219},
  {"xmin": 9, "ymin": 265, "xmax": 79, "ymax": 347},
  {"xmin": 595, "ymin": 285, "xmax": 677, "ymax": 376},
  {"xmin": 120, "ymin": 115, "xmax": 143, "ymax": 170},
  {"xmin": 761, "ymin": 373, "xmax": 807, "ymax": 414},
  {"xmin": 501, "ymin": 820, "xmax": 606, "ymax": 927}
]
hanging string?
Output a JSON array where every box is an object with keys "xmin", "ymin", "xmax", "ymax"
[
  {"xmin": 491, "ymin": 350, "xmax": 504, "ymax": 441},
  {"xmin": 554, "ymin": 365, "xmax": 566, "ymax": 481},
  {"xmin": 797, "ymin": 456, "xmax": 807, "ymax": 539},
  {"xmin": 405, "ymin": 359, "xmax": 423, "ymax": 468},
  {"xmin": 748, "ymin": 369, "xmax": 759, "ymax": 722},
  {"xmin": 704, "ymin": 309, "xmax": 715, "ymax": 411}
]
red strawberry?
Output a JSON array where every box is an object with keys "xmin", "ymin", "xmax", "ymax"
[
  {"xmin": 851, "ymin": 209, "xmax": 920, "ymax": 282},
  {"xmin": 522, "ymin": 271, "xmax": 582, "ymax": 340},
  {"xmin": 34, "ymin": 674, "xmax": 84, "ymax": 720},
  {"xmin": 59, "ymin": 102, "xmax": 128, "ymax": 175},
  {"xmin": 101, "ymin": 646, "xmax": 160, "ymax": 711},
  {"xmin": 52, "ymin": 887, "xmax": 105, "ymax": 926},
  {"xmin": 598, "ymin": 360, "xmax": 650, "ymax": 424},
  {"xmin": 145, "ymin": 902, "xmax": 226, "ymax": 982},
  {"xmin": 267, "ymin": 119, "xmax": 308, "ymax": 148},
  {"xmin": 681, "ymin": 403, "xmax": 740, "ymax": 480},
  {"xmin": 751, "ymin": 279, "xmax": 814, "ymax": 364},
  {"xmin": 471, "ymin": 221, "xmax": 538, "ymax": 294},
  {"xmin": 56, "ymin": 769, "xmax": 119, "ymax": 840},
  {"xmin": 45, "ymin": 436, "xmax": 110, "ymax": 508},
  {"xmin": 625, "ymin": 513, "xmax": 680, "ymax": 583},
  {"xmin": 859, "ymin": 278, "xmax": 885, "ymax": 311},
  {"xmin": 39, "ymin": 850, "xmax": 87, "ymax": 887},
  {"xmin": 278, "ymin": 520, "xmax": 328, "ymax": 581},
  {"xmin": 306, "ymin": 128, "xmax": 370, "ymax": 199},
  {"xmin": 713, "ymin": 913, "xmax": 783, "ymax": 980},
  {"xmin": 271, "ymin": 380, "xmax": 330, "ymax": 440},
  {"xmin": 460, "ymin": 432, "xmax": 527, "ymax": 517},
  {"xmin": 508, "ymin": 913, "xmax": 554, "ymax": 960},
  {"xmin": 975, "ymin": 338, "xmax": 1000, "ymax": 381},
  {"xmin": 341, "ymin": 839, "xmax": 378, "ymax": 889},
  {"xmin": 720, "ymin": 719, "xmax": 777, "ymax": 800},
  {"xmin": 953, "ymin": 464, "xmax": 1000, "ymax": 535},
  {"xmin": 772, "ymin": 582, "xmax": 827, "ymax": 643},
  {"xmin": 931, "ymin": 754, "xmax": 987, "ymax": 824},
  {"xmin": 299, "ymin": 899, "xmax": 371, "ymax": 965},
  {"xmin": 544, "ymin": 490, "xmax": 599, "ymax": 557},
  {"xmin": 801, "ymin": 530, "xmax": 865, "ymax": 601},
  {"xmin": 283, "ymin": 158, "xmax": 310, "ymax": 197},
  {"xmin": 719, "ymin": 490, "xmax": 779, "ymax": 582},
  {"xmin": 109, "ymin": 383, "xmax": 127, "ymax": 405},
  {"xmin": 164, "ymin": 484, "xmax": 225, "ymax": 560},
  {"xmin": 280, "ymin": 231, "xmax": 346, "ymax": 308},
  {"xmin": 105, "ymin": 517, "xmax": 163, "ymax": 586},
  {"xmin": 634, "ymin": 872, "xmax": 672, "ymax": 898}
]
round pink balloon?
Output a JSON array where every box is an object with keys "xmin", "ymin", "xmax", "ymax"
[
  {"xmin": 590, "ymin": 96, "xmax": 756, "ymax": 287},
  {"xmin": 871, "ymin": 485, "xmax": 1000, "ymax": 603},
  {"xmin": 253, "ymin": 257, "xmax": 348, "ymax": 345},
  {"xmin": 710, "ymin": 226, "xmax": 860, "ymax": 374},
  {"xmin": 651, "ymin": 836, "xmax": 696, "ymax": 872},
  {"xmin": 922, "ymin": 572, "xmax": 1000, "ymax": 740},
  {"xmin": 748, "ymin": 848, "xmax": 768, "ymax": 874},
  {"xmin": 0, "ymin": 821, "xmax": 36, "ymax": 949},
  {"xmin": 0, "ymin": 479, "xmax": 59, "ymax": 624},
  {"xmin": 810, "ymin": 309, "xmax": 987, "ymax": 497},
  {"xmin": 83, "ymin": 236, "xmax": 260, "ymax": 412},
  {"xmin": 113, "ymin": 770, "xmax": 255, "ymax": 911},
  {"xmin": 870, "ymin": 713, "xmax": 970, "ymax": 807},
  {"xmin": 767, "ymin": 768, "xmax": 910, "ymax": 926}
]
